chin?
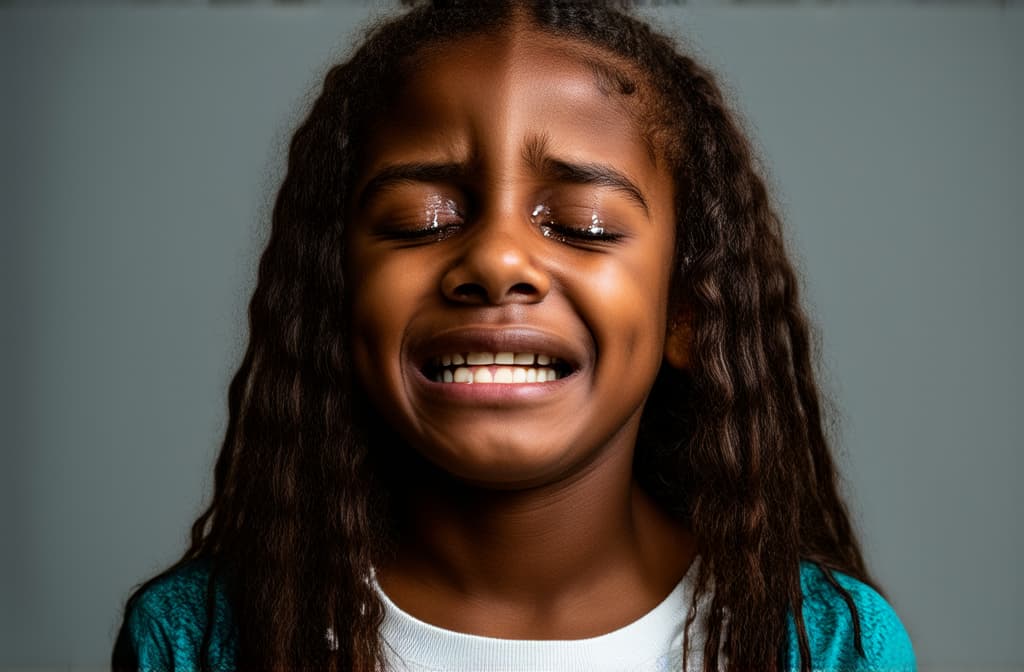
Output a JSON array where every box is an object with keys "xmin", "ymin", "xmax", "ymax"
[{"xmin": 424, "ymin": 442, "xmax": 579, "ymax": 491}]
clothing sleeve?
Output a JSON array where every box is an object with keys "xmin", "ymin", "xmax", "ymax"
[
  {"xmin": 790, "ymin": 563, "xmax": 917, "ymax": 672},
  {"xmin": 113, "ymin": 594, "xmax": 175, "ymax": 672},
  {"xmin": 843, "ymin": 577, "xmax": 916, "ymax": 672},
  {"xmin": 111, "ymin": 561, "xmax": 236, "ymax": 672}
]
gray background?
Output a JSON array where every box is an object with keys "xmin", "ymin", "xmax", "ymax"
[{"xmin": 1, "ymin": 2, "xmax": 1021, "ymax": 670}]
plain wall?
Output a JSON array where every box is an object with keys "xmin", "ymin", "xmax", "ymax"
[{"xmin": 1, "ymin": 4, "xmax": 1021, "ymax": 670}]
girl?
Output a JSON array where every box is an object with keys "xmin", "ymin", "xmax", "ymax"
[{"xmin": 112, "ymin": 2, "xmax": 916, "ymax": 671}]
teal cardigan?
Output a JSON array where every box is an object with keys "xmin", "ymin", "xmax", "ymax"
[{"xmin": 115, "ymin": 561, "xmax": 915, "ymax": 671}]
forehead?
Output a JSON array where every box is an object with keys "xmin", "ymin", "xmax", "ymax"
[{"xmin": 360, "ymin": 29, "xmax": 661, "ymax": 178}]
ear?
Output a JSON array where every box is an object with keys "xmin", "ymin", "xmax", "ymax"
[{"xmin": 664, "ymin": 306, "xmax": 693, "ymax": 371}]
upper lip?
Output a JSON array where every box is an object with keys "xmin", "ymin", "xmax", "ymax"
[{"xmin": 409, "ymin": 326, "xmax": 587, "ymax": 372}]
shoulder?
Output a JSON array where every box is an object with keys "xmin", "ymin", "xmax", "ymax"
[
  {"xmin": 114, "ymin": 559, "xmax": 236, "ymax": 672},
  {"xmin": 785, "ymin": 561, "xmax": 916, "ymax": 672}
]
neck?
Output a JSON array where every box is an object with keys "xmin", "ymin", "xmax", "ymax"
[{"xmin": 376, "ymin": 430, "xmax": 695, "ymax": 639}]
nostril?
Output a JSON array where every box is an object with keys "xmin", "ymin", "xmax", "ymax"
[
  {"xmin": 451, "ymin": 281, "xmax": 540, "ymax": 304},
  {"xmin": 508, "ymin": 282, "xmax": 538, "ymax": 297},
  {"xmin": 452, "ymin": 282, "xmax": 490, "ymax": 303}
]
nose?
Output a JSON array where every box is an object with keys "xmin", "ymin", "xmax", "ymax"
[{"xmin": 441, "ymin": 215, "xmax": 550, "ymax": 306}]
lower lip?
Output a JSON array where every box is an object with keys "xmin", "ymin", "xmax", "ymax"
[{"xmin": 411, "ymin": 367, "xmax": 578, "ymax": 404}]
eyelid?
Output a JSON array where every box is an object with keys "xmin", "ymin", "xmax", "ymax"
[
  {"xmin": 383, "ymin": 225, "xmax": 462, "ymax": 242},
  {"xmin": 530, "ymin": 203, "xmax": 625, "ymax": 244},
  {"xmin": 373, "ymin": 193, "xmax": 464, "ymax": 241}
]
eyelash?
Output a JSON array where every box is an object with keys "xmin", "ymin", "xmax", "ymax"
[
  {"xmin": 531, "ymin": 205, "xmax": 624, "ymax": 246},
  {"xmin": 378, "ymin": 204, "xmax": 624, "ymax": 246},
  {"xmin": 537, "ymin": 222, "xmax": 624, "ymax": 244},
  {"xmin": 382, "ymin": 223, "xmax": 462, "ymax": 242}
]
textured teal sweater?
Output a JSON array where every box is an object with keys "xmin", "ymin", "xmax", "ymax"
[{"xmin": 116, "ymin": 560, "xmax": 915, "ymax": 671}]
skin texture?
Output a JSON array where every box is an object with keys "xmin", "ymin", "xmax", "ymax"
[{"xmin": 345, "ymin": 29, "xmax": 695, "ymax": 639}]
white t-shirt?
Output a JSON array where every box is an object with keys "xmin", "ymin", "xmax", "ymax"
[{"xmin": 372, "ymin": 561, "xmax": 706, "ymax": 672}]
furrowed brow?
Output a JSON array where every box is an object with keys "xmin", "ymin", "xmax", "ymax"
[
  {"xmin": 542, "ymin": 158, "xmax": 650, "ymax": 217},
  {"xmin": 357, "ymin": 162, "xmax": 466, "ymax": 207}
]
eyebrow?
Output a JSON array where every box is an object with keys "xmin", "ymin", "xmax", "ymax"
[
  {"xmin": 357, "ymin": 162, "xmax": 468, "ymax": 208},
  {"xmin": 537, "ymin": 158, "xmax": 649, "ymax": 217},
  {"xmin": 357, "ymin": 152, "xmax": 650, "ymax": 217},
  {"xmin": 523, "ymin": 134, "xmax": 649, "ymax": 216}
]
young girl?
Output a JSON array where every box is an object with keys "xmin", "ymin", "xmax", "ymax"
[{"xmin": 112, "ymin": 2, "xmax": 916, "ymax": 671}]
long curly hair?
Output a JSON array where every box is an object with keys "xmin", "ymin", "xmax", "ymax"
[{"xmin": 114, "ymin": 2, "xmax": 875, "ymax": 671}]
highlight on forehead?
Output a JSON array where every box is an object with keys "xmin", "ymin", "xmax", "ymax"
[
  {"xmin": 521, "ymin": 27, "xmax": 664, "ymax": 165},
  {"xmin": 577, "ymin": 50, "xmax": 665, "ymax": 164},
  {"xmin": 511, "ymin": 32, "xmax": 662, "ymax": 165}
]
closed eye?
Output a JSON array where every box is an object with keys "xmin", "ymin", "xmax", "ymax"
[
  {"xmin": 377, "ymin": 223, "xmax": 463, "ymax": 244},
  {"xmin": 531, "ymin": 204, "xmax": 625, "ymax": 247},
  {"xmin": 540, "ymin": 222, "xmax": 624, "ymax": 244},
  {"xmin": 371, "ymin": 193, "xmax": 465, "ymax": 245}
]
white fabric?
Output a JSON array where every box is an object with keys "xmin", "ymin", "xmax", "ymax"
[{"xmin": 373, "ymin": 560, "xmax": 706, "ymax": 672}]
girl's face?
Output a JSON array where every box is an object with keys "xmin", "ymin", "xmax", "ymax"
[{"xmin": 345, "ymin": 30, "xmax": 679, "ymax": 489}]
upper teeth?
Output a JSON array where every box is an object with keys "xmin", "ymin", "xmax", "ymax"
[
  {"xmin": 431, "ymin": 352, "xmax": 564, "ymax": 384},
  {"xmin": 438, "ymin": 352, "xmax": 555, "ymax": 367}
]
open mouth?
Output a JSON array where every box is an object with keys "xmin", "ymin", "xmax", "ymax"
[{"xmin": 422, "ymin": 351, "xmax": 575, "ymax": 384}]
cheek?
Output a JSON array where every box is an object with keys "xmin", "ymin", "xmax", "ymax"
[
  {"xmin": 581, "ymin": 243, "xmax": 673, "ymax": 367},
  {"xmin": 346, "ymin": 247, "xmax": 424, "ymax": 401}
]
